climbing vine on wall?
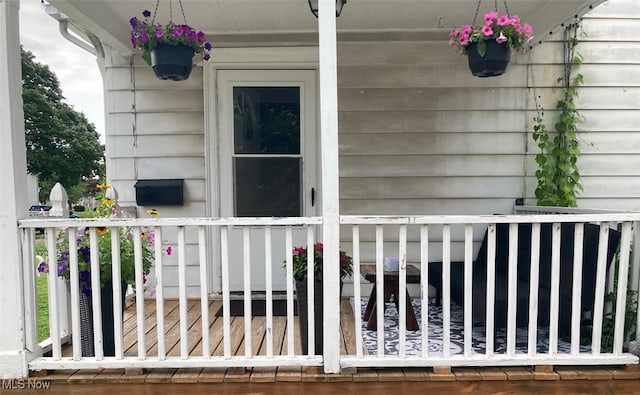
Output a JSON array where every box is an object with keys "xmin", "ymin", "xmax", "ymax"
[{"xmin": 533, "ymin": 21, "xmax": 584, "ymax": 207}]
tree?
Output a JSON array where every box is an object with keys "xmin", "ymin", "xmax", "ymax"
[{"xmin": 21, "ymin": 48, "xmax": 105, "ymax": 203}]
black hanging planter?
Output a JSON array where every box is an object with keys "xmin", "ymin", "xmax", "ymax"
[
  {"xmin": 150, "ymin": 43, "xmax": 195, "ymax": 81},
  {"xmin": 466, "ymin": 40, "xmax": 511, "ymax": 78}
]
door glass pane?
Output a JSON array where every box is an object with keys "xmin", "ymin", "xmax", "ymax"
[
  {"xmin": 234, "ymin": 157, "xmax": 301, "ymax": 217},
  {"xmin": 233, "ymin": 87, "xmax": 300, "ymax": 154}
]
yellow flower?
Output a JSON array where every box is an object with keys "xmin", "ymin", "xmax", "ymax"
[
  {"xmin": 141, "ymin": 233, "xmax": 148, "ymax": 241},
  {"xmin": 101, "ymin": 198, "xmax": 116, "ymax": 206},
  {"xmin": 96, "ymin": 227, "xmax": 108, "ymax": 235},
  {"xmin": 97, "ymin": 183, "xmax": 111, "ymax": 190},
  {"xmin": 146, "ymin": 209, "xmax": 160, "ymax": 216}
]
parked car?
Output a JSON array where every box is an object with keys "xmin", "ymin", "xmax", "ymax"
[
  {"xmin": 28, "ymin": 204, "xmax": 78, "ymax": 234},
  {"xmin": 28, "ymin": 204, "xmax": 52, "ymax": 217}
]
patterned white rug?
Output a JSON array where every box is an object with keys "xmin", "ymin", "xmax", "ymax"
[{"xmin": 354, "ymin": 297, "xmax": 587, "ymax": 356}]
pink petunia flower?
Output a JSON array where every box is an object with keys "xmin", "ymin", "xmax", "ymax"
[
  {"xmin": 484, "ymin": 11, "xmax": 499, "ymax": 23},
  {"xmin": 481, "ymin": 25, "xmax": 494, "ymax": 37},
  {"xmin": 496, "ymin": 32, "xmax": 508, "ymax": 44},
  {"xmin": 523, "ymin": 23, "xmax": 533, "ymax": 38},
  {"xmin": 459, "ymin": 34, "xmax": 470, "ymax": 46},
  {"xmin": 497, "ymin": 15, "xmax": 510, "ymax": 26},
  {"xmin": 166, "ymin": 246, "xmax": 172, "ymax": 255}
]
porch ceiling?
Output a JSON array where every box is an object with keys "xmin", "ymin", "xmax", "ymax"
[{"xmin": 46, "ymin": 0, "xmax": 605, "ymax": 53}]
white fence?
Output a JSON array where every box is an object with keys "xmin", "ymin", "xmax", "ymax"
[
  {"xmin": 340, "ymin": 213, "xmax": 640, "ymax": 368},
  {"xmin": 17, "ymin": 188, "xmax": 640, "ymax": 371}
]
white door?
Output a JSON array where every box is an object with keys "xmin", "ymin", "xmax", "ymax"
[{"xmin": 217, "ymin": 70, "xmax": 318, "ymax": 291}]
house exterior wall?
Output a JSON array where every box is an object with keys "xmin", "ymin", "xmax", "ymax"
[
  {"xmin": 100, "ymin": 0, "xmax": 640, "ymax": 294},
  {"xmin": 103, "ymin": 49, "xmax": 207, "ymax": 298},
  {"xmin": 560, "ymin": 0, "xmax": 640, "ymax": 209}
]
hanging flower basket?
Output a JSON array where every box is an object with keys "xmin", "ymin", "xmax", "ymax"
[
  {"xmin": 466, "ymin": 40, "xmax": 511, "ymax": 77},
  {"xmin": 129, "ymin": 7, "xmax": 212, "ymax": 82},
  {"xmin": 449, "ymin": 8, "xmax": 534, "ymax": 78},
  {"xmin": 151, "ymin": 43, "xmax": 195, "ymax": 81}
]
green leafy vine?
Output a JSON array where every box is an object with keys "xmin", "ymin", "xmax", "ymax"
[{"xmin": 533, "ymin": 21, "xmax": 584, "ymax": 207}]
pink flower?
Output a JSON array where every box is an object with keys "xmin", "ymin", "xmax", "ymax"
[
  {"xmin": 462, "ymin": 25, "xmax": 473, "ymax": 35},
  {"xmin": 484, "ymin": 11, "xmax": 499, "ymax": 23},
  {"xmin": 509, "ymin": 15, "xmax": 520, "ymax": 26},
  {"xmin": 459, "ymin": 34, "xmax": 470, "ymax": 46},
  {"xmin": 496, "ymin": 32, "xmax": 508, "ymax": 44},
  {"xmin": 449, "ymin": 28, "xmax": 460, "ymax": 38},
  {"xmin": 523, "ymin": 23, "xmax": 533, "ymax": 38},
  {"xmin": 166, "ymin": 246, "xmax": 172, "ymax": 255},
  {"xmin": 497, "ymin": 15, "xmax": 510, "ymax": 26},
  {"xmin": 481, "ymin": 25, "xmax": 494, "ymax": 37}
]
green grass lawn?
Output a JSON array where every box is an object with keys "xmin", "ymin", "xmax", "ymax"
[
  {"xmin": 36, "ymin": 275, "xmax": 50, "ymax": 341},
  {"xmin": 35, "ymin": 237, "xmax": 50, "ymax": 341}
]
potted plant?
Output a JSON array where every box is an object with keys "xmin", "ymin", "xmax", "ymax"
[
  {"xmin": 129, "ymin": 9, "xmax": 212, "ymax": 81},
  {"xmin": 37, "ymin": 183, "xmax": 172, "ymax": 356},
  {"xmin": 449, "ymin": 11, "xmax": 534, "ymax": 77},
  {"xmin": 289, "ymin": 243, "xmax": 353, "ymax": 354}
]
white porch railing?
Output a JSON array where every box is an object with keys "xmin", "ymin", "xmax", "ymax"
[
  {"xmin": 340, "ymin": 212, "xmax": 640, "ymax": 368},
  {"xmin": 18, "ymin": 206, "xmax": 640, "ymax": 371},
  {"xmin": 20, "ymin": 215, "xmax": 324, "ymax": 370}
]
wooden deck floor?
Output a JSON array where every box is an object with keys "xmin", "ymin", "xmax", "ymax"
[
  {"xmin": 32, "ymin": 298, "xmax": 640, "ymax": 392},
  {"xmin": 59, "ymin": 297, "xmax": 358, "ymax": 359}
]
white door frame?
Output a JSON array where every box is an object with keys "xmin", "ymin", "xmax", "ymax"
[{"xmin": 204, "ymin": 47, "xmax": 319, "ymax": 294}]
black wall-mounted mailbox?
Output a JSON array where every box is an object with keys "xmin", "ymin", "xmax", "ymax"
[{"xmin": 134, "ymin": 179, "xmax": 184, "ymax": 206}]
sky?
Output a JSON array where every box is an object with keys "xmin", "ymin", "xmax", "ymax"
[{"xmin": 19, "ymin": 0, "xmax": 105, "ymax": 142}]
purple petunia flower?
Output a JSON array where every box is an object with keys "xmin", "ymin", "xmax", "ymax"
[
  {"xmin": 139, "ymin": 32, "xmax": 149, "ymax": 43},
  {"xmin": 57, "ymin": 263, "xmax": 68, "ymax": 277},
  {"xmin": 142, "ymin": 9, "xmax": 151, "ymax": 18},
  {"xmin": 37, "ymin": 261, "xmax": 49, "ymax": 274},
  {"xmin": 80, "ymin": 270, "xmax": 91, "ymax": 282},
  {"xmin": 204, "ymin": 42, "xmax": 212, "ymax": 51},
  {"xmin": 203, "ymin": 53, "xmax": 211, "ymax": 61},
  {"xmin": 129, "ymin": 17, "xmax": 139, "ymax": 28}
]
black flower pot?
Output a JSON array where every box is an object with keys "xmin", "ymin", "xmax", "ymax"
[
  {"xmin": 295, "ymin": 280, "xmax": 342, "ymax": 355},
  {"xmin": 466, "ymin": 40, "xmax": 511, "ymax": 78},
  {"xmin": 295, "ymin": 281, "xmax": 324, "ymax": 355},
  {"xmin": 70, "ymin": 279, "xmax": 127, "ymax": 357},
  {"xmin": 150, "ymin": 43, "xmax": 195, "ymax": 81}
]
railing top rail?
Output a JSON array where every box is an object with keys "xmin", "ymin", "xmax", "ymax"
[
  {"xmin": 514, "ymin": 205, "xmax": 640, "ymax": 215},
  {"xmin": 19, "ymin": 216, "xmax": 323, "ymax": 229},
  {"xmin": 20, "ymin": 212, "xmax": 640, "ymax": 229},
  {"xmin": 340, "ymin": 213, "xmax": 640, "ymax": 225}
]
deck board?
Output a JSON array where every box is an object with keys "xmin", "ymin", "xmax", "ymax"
[{"xmin": 57, "ymin": 297, "xmax": 402, "ymax": 359}]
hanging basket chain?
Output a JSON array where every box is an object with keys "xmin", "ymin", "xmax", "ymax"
[
  {"xmin": 151, "ymin": 0, "xmax": 188, "ymax": 24},
  {"xmin": 472, "ymin": 0, "xmax": 512, "ymax": 25},
  {"xmin": 152, "ymin": 0, "xmax": 160, "ymax": 24},
  {"xmin": 178, "ymin": 0, "xmax": 188, "ymax": 25}
]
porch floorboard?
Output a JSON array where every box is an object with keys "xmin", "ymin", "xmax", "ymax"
[{"xmin": 39, "ymin": 298, "xmax": 640, "ymax": 388}]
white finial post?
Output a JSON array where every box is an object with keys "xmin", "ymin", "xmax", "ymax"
[{"xmin": 49, "ymin": 182, "xmax": 69, "ymax": 217}]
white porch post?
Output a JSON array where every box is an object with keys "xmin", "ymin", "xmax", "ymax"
[
  {"xmin": 0, "ymin": 0, "xmax": 31, "ymax": 379},
  {"xmin": 318, "ymin": 0, "xmax": 340, "ymax": 373}
]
